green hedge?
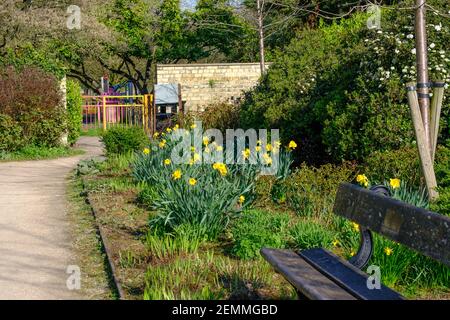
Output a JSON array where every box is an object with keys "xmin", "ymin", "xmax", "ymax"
[
  {"xmin": 101, "ymin": 126, "xmax": 149, "ymax": 155},
  {"xmin": 67, "ymin": 79, "xmax": 83, "ymax": 145}
]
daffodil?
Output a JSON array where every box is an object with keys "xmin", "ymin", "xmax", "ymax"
[
  {"xmin": 216, "ymin": 145, "xmax": 223, "ymax": 152},
  {"xmin": 384, "ymin": 247, "xmax": 393, "ymax": 256},
  {"xmin": 166, "ymin": 127, "xmax": 172, "ymax": 133},
  {"xmin": 190, "ymin": 146, "xmax": 196, "ymax": 153},
  {"xmin": 288, "ymin": 140, "xmax": 297, "ymax": 150},
  {"xmin": 159, "ymin": 140, "xmax": 166, "ymax": 149},
  {"xmin": 242, "ymin": 148, "xmax": 251, "ymax": 159},
  {"xmin": 188, "ymin": 178, "xmax": 197, "ymax": 186},
  {"xmin": 193, "ymin": 153, "xmax": 201, "ymax": 162},
  {"xmin": 213, "ymin": 162, "xmax": 227, "ymax": 176},
  {"xmin": 332, "ymin": 239, "xmax": 340, "ymax": 247},
  {"xmin": 255, "ymin": 146, "xmax": 262, "ymax": 152},
  {"xmin": 190, "ymin": 123, "xmax": 197, "ymax": 129},
  {"xmin": 266, "ymin": 143, "xmax": 273, "ymax": 152},
  {"xmin": 172, "ymin": 169, "xmax": 182, "ymax": 180},
  {"xmin": 239, "ymin": 195, "xmax": 245, "ymax": 204},
  {"xmin": 204, "ymin": 146, "xmax": 211, "ymax": 153},
  {"xmin": 153, "ymin": 132, "xmax": 159, "ymax": 138},
  {"xmin": 390, "ymin": 178, "xmax": 401, "ymax": 189},
  {"xmin": 274, "ymin": 140, "xmax": 282, "ymax": 147},
  {"xmin": 143, "ymin": 148, "xmax": 150, "ymax": 155},
  {"xmin": 352, "ymin": 222, "xmax": 360, "ymax": 232},
  {"xmin": 173, "ymin": 124, "xmax": 179, "ymax": 131},
  {"xmin": 164, "ymin": 159, "xmax": 171, "ymax": 165},
  {"xmin": 256, "ymin": 140, "xmax": 262, "ymax": 146},
  {"xmin": 262, "ymin": 153, "xmax": 272, "ymax": 165},
  {"xmin": 203, "ymin": 136, "xmax": 209, "ymax": 146},
  {"xmin": 350, "ymin": 250, "xmax": 356, "ymax": 257},
  {"xmin": 356, "ymin": 174, "xmax": 369, "ymax": 187}
]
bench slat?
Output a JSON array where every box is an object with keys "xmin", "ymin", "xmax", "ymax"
[
  {"xmin": 260, "ymin": 248, "xmax": 356, "ymax": 300},
  {"xmin": 299, "ymin": 248, "xmax": 404, "ymax": 300},
  {"xmin": 334, "ymin": 183, "xmax": 450, "ymax": 267}
]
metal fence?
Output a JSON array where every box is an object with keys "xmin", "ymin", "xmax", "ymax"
[{"xmin": 82, "ymin": 94, "xmax": 154, "ymax": 132}]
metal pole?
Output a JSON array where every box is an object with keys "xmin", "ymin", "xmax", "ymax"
[{"xmin": 414, "ymin": 0, "xmax": 431, "ymax": 153}]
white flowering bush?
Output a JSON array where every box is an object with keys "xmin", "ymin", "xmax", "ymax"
[{"xmin": 240, "ymin": 1, "xmax": 449, "ymax": 162}]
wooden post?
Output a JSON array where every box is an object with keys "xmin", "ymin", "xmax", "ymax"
[
  {"xmin": 430, "ymin": 81, "xmax": 445, "ymax": 162},
  {"xmin": 102, "ymin": 95, "xmax": 107, "ymax": 131},
  {"xmin": 406, "ymin": 83, "xmax": 438, "ymax": 200},
  {"xmin": 178, "ymin": 83, "xmax": 183, "ymax": 114},
  {"xmin": 414, "ymin": 0, "xmax": 432, "ymax": 153}
]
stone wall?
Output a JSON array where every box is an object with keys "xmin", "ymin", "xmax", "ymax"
[{"xmin": 156, "ymin": 63, "xmax": 267, "ymax": 112}]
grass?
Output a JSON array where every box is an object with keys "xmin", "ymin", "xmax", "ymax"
[
  {"xmin": 0, "ymin": 145, "xmax": 84, "ymax": 161},
  {"xmin": 66, "ymin": 175, "xmax": 115, "ymax": 299},
  {"xmin": 81, "ymin": 127, "xmax": 103, "ymax": 137}
]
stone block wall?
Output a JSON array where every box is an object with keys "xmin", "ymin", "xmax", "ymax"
[{"xmin": 156, "ymin": 63, "xmax": 267, "ymax": 112}]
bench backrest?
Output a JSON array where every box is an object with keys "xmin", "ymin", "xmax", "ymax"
[{"xmin": 333, "ymin": 183, "xmax": 450, "ymax": 267}]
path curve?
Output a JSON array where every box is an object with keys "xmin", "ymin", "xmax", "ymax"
[{"xmin": 0, "ymin": 136, "xmax": 103, "ymax": 300}]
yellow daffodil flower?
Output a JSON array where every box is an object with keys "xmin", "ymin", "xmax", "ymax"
[
  {"xmin": 288, "ymin": 140, "xmax": 297, "ymax": 150},
  {"xmin": 332, "ymin": 239, "xmax": 340, "ymax": 247},
  {"xmin": 390, "ymin": 178, "xmax": 401, "ymax": 189},
  {"xmin": 384, "ymin": 247, "xmax": 393, "ymax": 256},
  {"xmin": 239, "ymin": 195, "xmax": 245, "ymax": 204},
  {"xmin": 172, "ymin": 169, "xmax": 182, "ymax": 180},
  {"xmin": 188, "ymin": 178, "xmax": 197, "ymax": 186},
  {"xmin": 356, "ymin": 174, "xmax": 369, "ymax": 187},
  {"xmin": 190, "ymin": 123, "xmax": 197, "ymax": 129},
  {"xmin": 203, "ymin": 136, "xmax": 209, "ymax": 146},
  {"xmin": 164, "ymin": 159, "xmax": 171, "ymax": 165},
  {"xmin": 242, "ymin": 148, "xmax": 251, "ymax": 159},
  {"xmin": 266, "ymin": 143, "xmax": 273, "ymax": 152},
  {"xmin": 166, "ymin": 127, "xmax": 172, "ymax": 133},
  {"xmin": 255, "ymin": 146, "xmax": 262, "ymax": 152},
  {"xmin": 352, "ymin": 222, "xmax": 360, "ymax": 232},
  {"xmin": 143, "ymin": 148, "xmax": 150, "ymax": 155}
]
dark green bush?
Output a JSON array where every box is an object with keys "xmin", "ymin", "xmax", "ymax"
[
  {"xmin": 67, "ymin": 79, "xmax": 83, "ymax": 145},
  {"xmin": 101, "ymin": 126, "xmax": 149, "ymax": 155},
  {"xmin": 283, "ymin": 162, "xmax": 356, "ymax": 219},
  {"xmin": 363, "ymin": 145, "xmax": 450, "ymax": 187},
  {"xmin": 230, "ymin": 210, "xmax": 290, "ymax": 260},
  {"xmin": 19, "ymin": 109, "xmax": 67, "ymax": 147},
  {"xmin": 200, "ymin": 102, "xmax": 240, "ymax": 132},
  {"xmin": 0, "ymin": 113, "xmax": 24, "ymax": 152},
  {"xmin": 240, "ymin": 5, "xmax": 449, "ymax": 163}
]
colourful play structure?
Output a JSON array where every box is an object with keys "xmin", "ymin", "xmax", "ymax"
[
  {"xmin": 82, "ymin": 76, "xmax": 185, "ymax": 134},
  {"xmin": 82, "ymin": 77, "xmax": 155, "ymax": 133}
]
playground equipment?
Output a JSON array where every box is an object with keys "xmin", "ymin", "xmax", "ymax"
[{"xmin": 82, "ymin": 76, "xmax": 183, "ymax": 134}]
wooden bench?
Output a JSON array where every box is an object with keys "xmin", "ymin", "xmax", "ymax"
[{"xmin": 261, "ymin": 182, "xmax": 450, "ymax": 300}]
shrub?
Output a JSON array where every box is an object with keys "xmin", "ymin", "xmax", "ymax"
[
  {"xmin": 67, "ymin": 79, "xmax": 83, "ymax": 145},
  {"xmin": 19, "ymin": 109, "xmax": 67, "ymax": 147},
  {"xmin": 0, "ymin": 67, "xmax": 62, "ymax": 118},
  {"xmin": 0, "ymin": 113, "xmax": 23, "ymax": 152},
  {"xmin": 200, "ymin": 102, "xmax": 240, "ymax": 132},
  {"xmin": 230, "ymin": 210, "xmax": 290, "ymax": 260},
  {"xmin": 283, "ymin": 162, "xmax": 356, "ymax": 219},
  {"xmin": 101, "ymin": 126, "xmax": 149, "ymax": 155},
  {"xmin": 240, "ymin": 5, "xmax": 449, "ymax": 163}
]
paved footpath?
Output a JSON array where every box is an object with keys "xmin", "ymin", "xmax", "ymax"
[{"xmin": 0, "ymin": 137, "xmax": 103, "ymax": 300}]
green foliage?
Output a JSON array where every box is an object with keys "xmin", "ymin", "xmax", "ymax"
[
  {"xmin": 19, "ymin": 109, "xmax": 67, "ymax": 147},
  {"xmin": 230, "ymin": 210, "xmax": 290, "ymax": 260},
  {"xmin": 67, "ymin": 80, "xmax": 83, "ymax": 145},
  {"xmin": 199, "ymin": 102, "xmax": 241, "ymax": 132},
  {"xmin": 282, "ymin": 162, "xmax": 356, "ymax": 218},
  {"xmin": 289, "ymin": 220, "xmax": 337, "ymax": 250},
  {"xmin": 0, "ymin": 113, "xmax": 24, "ymax": 152},
  {"xmin": 101, "ymin": 126, "xmax": 149, "ymax": 155},
  {"xmin": 240, "ymin": 8, "xmax": 450, "ymax": 163}
]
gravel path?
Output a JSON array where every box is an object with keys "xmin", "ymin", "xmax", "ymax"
[{"xmin": 0, "ymin": 137, "xmax": 103, "ymax": 300}]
